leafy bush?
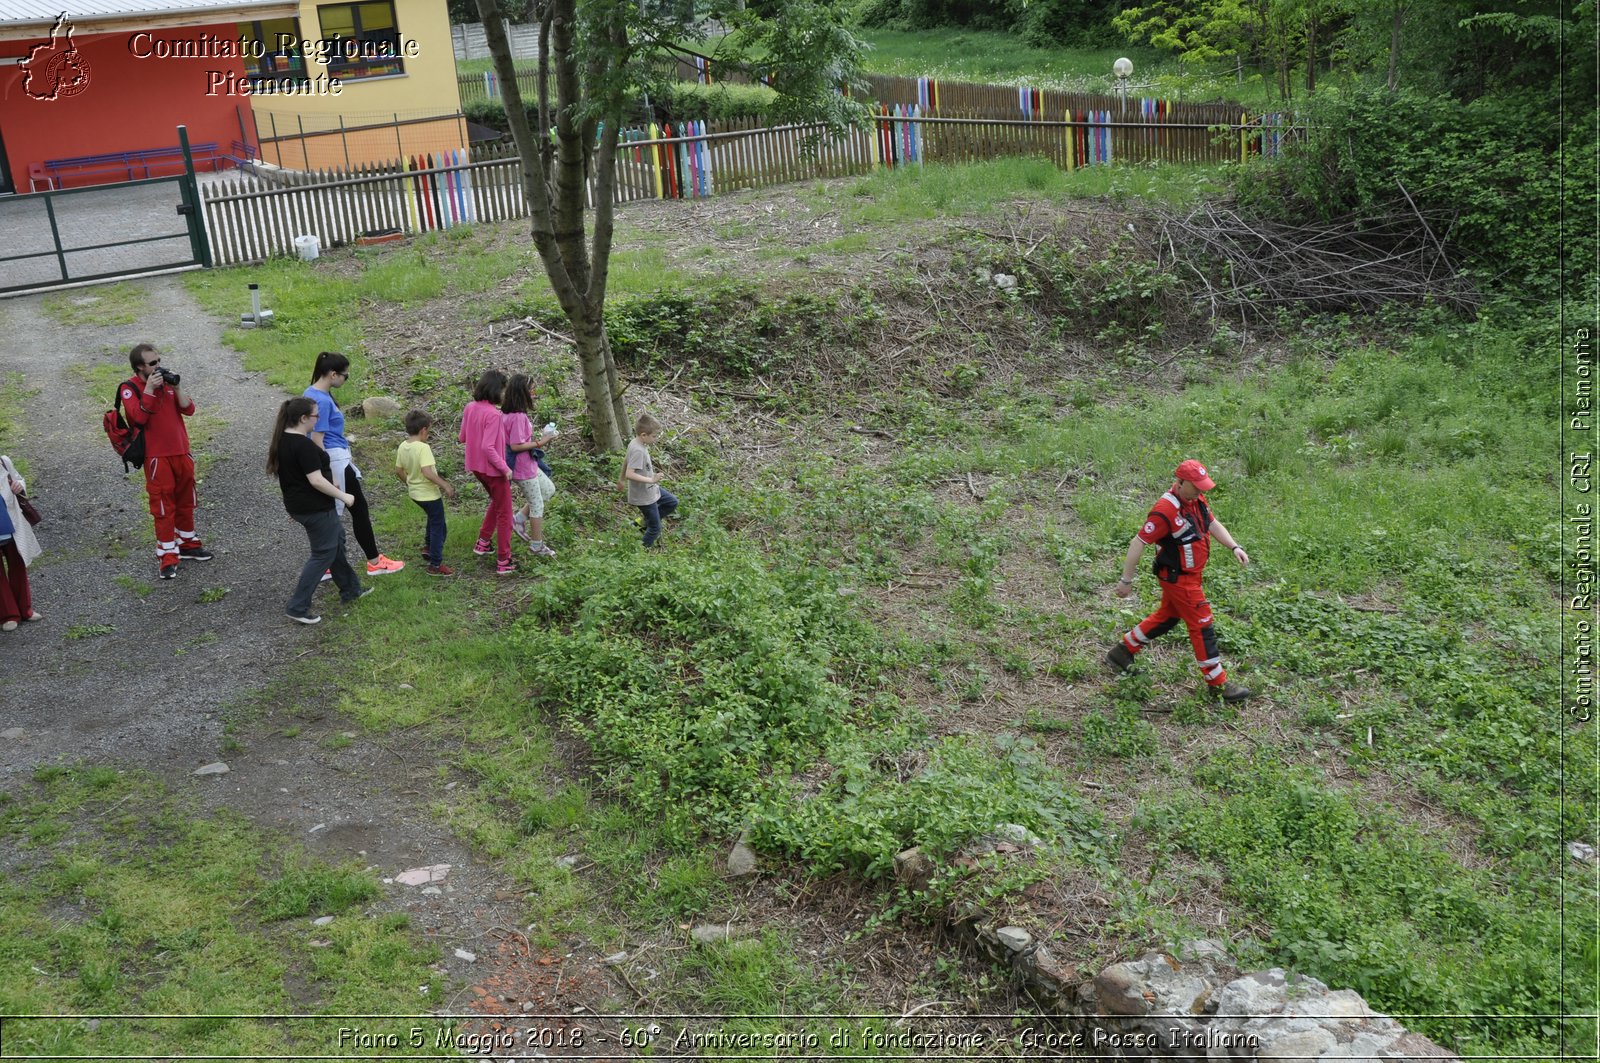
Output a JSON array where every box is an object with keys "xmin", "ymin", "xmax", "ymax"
[
  {"xmin": 514, "ymin": 538, "xmax": 1107, "ymax": 876},
  {"xmin": 654, "ymin": 81, "xmax": 777, "ymax": 123},
  {"xmin": 860, "ymin": 0, "xmax": 1126, "ymax": 44},
  {"xmin": 462, "ymin": 98, "xmax": 510, "ymax": 134},
  {"xmin": 758, "ymin": 731, "xmax": 1103, "ymax": 876},
  {"xmin": 1236, "ymin": 87, "xmax": 1596, "ymax": 298},
  {"xmin": 515, "ymin": 542, "xmax": 869, "ymax": 839}
]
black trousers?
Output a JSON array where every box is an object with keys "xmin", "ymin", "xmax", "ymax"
[{"xmin": 342, "ymin": 466, "xmax": 378, "ymax": 561}]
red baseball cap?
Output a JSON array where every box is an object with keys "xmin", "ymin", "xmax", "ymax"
[{"xmin": 1174, "ymin": 459, "xmax": 1216, "ymax": 491}]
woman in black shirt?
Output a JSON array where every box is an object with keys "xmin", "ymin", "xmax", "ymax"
[{"xmin": 267, "ymin": 396, "xmax": 368, "ymax": 624}]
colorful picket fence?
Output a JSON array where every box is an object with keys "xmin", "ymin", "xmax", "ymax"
[{"xmin": 200, "ymin": 106, "xmax": 1286, "ymax": 265}]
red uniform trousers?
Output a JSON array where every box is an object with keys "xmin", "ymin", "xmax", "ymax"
[
  {"xmin": 144, "ymin": 453, "xmax": 201, "ymax": 569},
  {"xmin": 1121, "ymin": 574, "xmax": 1228, "ymax": 687},
  {"xmin": 0, "ymin": 540, "xmax": 33, "ymax": 624}
]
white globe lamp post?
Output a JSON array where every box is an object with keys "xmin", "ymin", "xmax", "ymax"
[{"xmin": 1113, "ymin": 56, "xmax": 1133, "ymax": 108}]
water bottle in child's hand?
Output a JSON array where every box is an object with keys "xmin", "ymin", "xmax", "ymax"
[{"xmin": 543, "ymin": 422, "xmax": 559, "ymax": 437}]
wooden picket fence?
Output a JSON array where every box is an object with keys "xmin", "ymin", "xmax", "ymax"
[
  {"xmin": 457, "ymin": 66, "xmax": 541, "ymax": 108},
  {"xmin": 200, "ymin": 108, "xmax": 1281, "ymax": 266}
]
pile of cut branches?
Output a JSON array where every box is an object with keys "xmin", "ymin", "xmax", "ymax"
[{"xmin": 1151, "ymin": 195, "xmax": 1482, "ymax": 321}]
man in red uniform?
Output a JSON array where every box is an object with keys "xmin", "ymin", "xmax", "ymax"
[
  {"xmin": 1107, "ymin": 459, "xmax": 1251, "ymax": 701},
  {"xmin": 120, "ymin": 343, "xmax": 212, "ymax": 580}
]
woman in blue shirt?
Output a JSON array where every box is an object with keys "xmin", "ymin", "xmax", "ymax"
[{"xmin": 304, "ymin": 352, "xmax": 405, "ymax": 576}]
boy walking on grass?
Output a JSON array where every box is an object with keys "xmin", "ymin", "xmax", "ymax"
[
  {"xmin": 395, "ymin": 411, "xmax": 457, "ymax": 575},
  {"xmin": 1107, "ymin": 459, "xmax": 1252, "ymax": 702},
  {"xmin": 624, "ymin": 413, "xmax": 677, "ymax": 547}
]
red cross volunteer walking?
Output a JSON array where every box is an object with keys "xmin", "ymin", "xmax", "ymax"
[{"xmin": 1106, "ymin": 459, "xmax": 1252, "ymax": 702}]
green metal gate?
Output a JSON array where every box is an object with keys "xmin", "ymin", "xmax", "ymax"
[{"xmin": 0, "ymin": 127, "xmax": 211, "ymax": 295}]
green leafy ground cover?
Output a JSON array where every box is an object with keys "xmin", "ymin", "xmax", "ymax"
[
  {"xmin": 177, "ymin": 159, "xmax": 1595, "ymax": 1057},
  {"xmin": 0, "ymin": 767, "xmax": 441, "ymax": 1057}
]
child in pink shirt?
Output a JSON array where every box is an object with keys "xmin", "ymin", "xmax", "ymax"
[{"xmin": 457, "ymin": 369, "xmax": 515, "ymax": 574}]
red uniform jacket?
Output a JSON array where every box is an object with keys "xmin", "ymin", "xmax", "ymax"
[
  {"xmin": 1137, "ymin": 489, "xmax": 1213, "ymax": 581},
  {"xmin": 120, "ymin": 376, "xmax": 194, "ymax": 459}
]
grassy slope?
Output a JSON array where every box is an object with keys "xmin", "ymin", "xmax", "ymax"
[
  {"xmin": 455, "ymin": 29, "xmax": 1300, "ymax": 107},
  {"xmin": 178, "ymin": 158, "xmax": 1593, "ymax": 1058}
]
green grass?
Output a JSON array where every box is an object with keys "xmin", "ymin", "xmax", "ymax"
[
  {"xmin": 67, "ymin": 355, "xmax": 131, "ymax": 406},
  {"xmin": 0, "ymin": 768, "xmax": 441, "ymax": 1056},
  {"xmin": 854, "ymin": 28, "xmax": 1327, "ymax": 107},
  {"xmin": 179, "ymin": 164, "xmax": 1592, "ymax": 1057},
  {"xmin": 39, "ymin": 283, "xmax": 148, "ymax": 327},
  {"xmin": 808, "ymin": 156, "xmax": 1228, "ymax": 227},
  {"xmin": 185, "ymin": 261, "xmax": 364, "ymax": 394}
]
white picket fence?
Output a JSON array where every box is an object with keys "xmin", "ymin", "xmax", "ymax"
[{"xmin": 199, "ymin": 117, "xmax": 899, "ymax": 266}]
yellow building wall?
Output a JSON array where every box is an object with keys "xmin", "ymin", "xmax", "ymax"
[
  {"xmin": 251, "ymin": 0, "xmax": 465, "ymax": 169},
  {"xmin": 256, "ymin": 115, "xmax": 467, "ymax": 170}
]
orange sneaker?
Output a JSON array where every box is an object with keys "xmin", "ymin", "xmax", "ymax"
[{"xmin": 366, "ymin": 554, "xmax": 406, "ymax": 575}]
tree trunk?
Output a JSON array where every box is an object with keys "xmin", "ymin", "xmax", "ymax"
[
  {"xmin": 1305, "ymin": 11, "xmax": 1317, "ymax": 94},
  {"xmin": 572, "ymin": 311, "xmax": 623, "ymax": 448},
  {"xmin": 477, "ymin": 0, "xmax": 626, "ymax": 453},
  {"xmin": 1387, "ymin": 0, "xmax": 1404, "ymax": 91}
]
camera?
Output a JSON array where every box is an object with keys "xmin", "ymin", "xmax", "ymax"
[{"xmin": 158, "ymin": 367, "xmax": 181, "ymax": 386}]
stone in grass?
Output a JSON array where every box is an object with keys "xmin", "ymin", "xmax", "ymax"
[
  {"xmin": 726, "ymin": 830, "xmax": 758, "ymax": 878},
  {"xmin": 192, "ymin": 762, "xmax": 230, "ymax": 776},
  {"xmin": 995, "ymin": 926, "xmax": 1032, "ymax": 953},
  {"xmin": 994, "ymin": 823, "xmax": 1042, "ymax": 846},
  {"xmin": 894, "ymin": 847, "xmax": 935, "ymax": 892},
  {"xmin": 395, "ymin": 863, "xmax": 451, "ymax": 886},
  {"xmin": 312, "ymin": 916, "xmax": 334, "ymax": 926}
]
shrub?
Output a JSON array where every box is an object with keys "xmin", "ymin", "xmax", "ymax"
[
  {"xmin": 654, "ymin": 81, "xmax": 777, "ymax": 123},
  {"xmin": 1235, "ymin": 87, "xmax": 1595, "ymax": 299}
]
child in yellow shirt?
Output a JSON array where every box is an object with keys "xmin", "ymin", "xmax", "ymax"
[{"xmin": 394, "ymin": 410, "xmax": 457, "ymax": 575}]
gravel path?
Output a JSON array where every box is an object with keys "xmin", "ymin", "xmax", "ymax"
[
  {"xmin": 0, "ymin": 278, "xmax": 619, "ymax": 1028},
  {"xmin": 0, "ymin": 277, "xmax": 312, "ymax": 781}
]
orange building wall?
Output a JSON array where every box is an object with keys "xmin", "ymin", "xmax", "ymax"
[{"xmin": 0, "ymin": 26, "xmax": 256, "ymax": 191}]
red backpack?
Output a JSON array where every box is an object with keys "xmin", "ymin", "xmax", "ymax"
[{"xmin": 102, "ymin": 378, "xmax": 146, "ymax": 471}]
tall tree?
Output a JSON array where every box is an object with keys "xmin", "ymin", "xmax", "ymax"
[{"xmin": 474, "ymin": 0, "xmax": 866, "ymax": 449}]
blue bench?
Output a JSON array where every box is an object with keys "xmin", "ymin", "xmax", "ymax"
[{"xmin": 40, "ymin": 142, "xmax": 226, "ymax": 187}]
